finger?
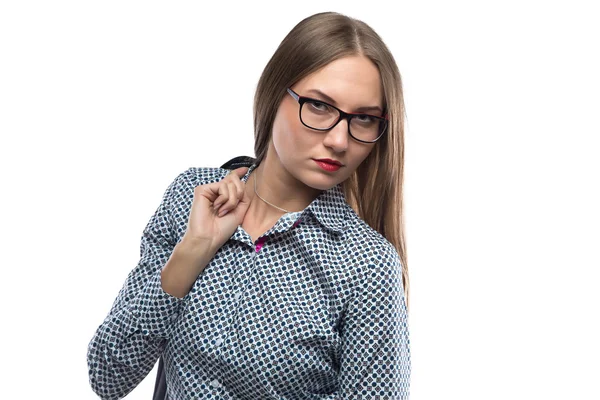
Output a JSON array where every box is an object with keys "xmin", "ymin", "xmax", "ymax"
[
  {"xmin": 216, "ymin": 183, "xmax": 237, "ymax": 216},
  {"xmin": 199, "ymin": 181, "xmax": 223, "ymax": 203},
  {"xmin": 196, "ymin": 184, "xmax": 219, "ymax": 204},
  {"xmin": 213, "ymin": 181, "xmax": 231, "ymax": 209},
  {"xmin": 218, "ymin": 184, "xmax": 238, "ymax": 217},
  {"xmin": 230, "ymin": 173, "xmax": 245, "ymax": 201},
  {"xmin": 216, "ymin": 167, "xmax": 244, "ymax": 194},
  {"xmin": 222, "ymin": 167, "xmax": 247, "ymax": 202},
  {"xmin": 231, "ymin": 166, "xmax": 249, "ymax": 179},
  {"xmin": 196, "ymin": 167, "xmax": 248, "ymax": 205},
  {"xmin": 220, "ymin": 182, "xmax": 240, "ymax": 212}
]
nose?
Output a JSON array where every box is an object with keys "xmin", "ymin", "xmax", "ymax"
[{"xmin": 323, "ymin": 117, "xmax": 349, "ymax": 152}]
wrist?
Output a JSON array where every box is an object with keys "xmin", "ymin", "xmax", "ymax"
[
  {"xmin": 161, "ymin": 237, "xmax": 217, "ymax": 299},
  {"xmin": 179, "ymin": 235, "xmax": 217, "ymax": 256}
]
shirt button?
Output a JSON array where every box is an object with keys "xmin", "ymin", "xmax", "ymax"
[
  {"xmin": 215, "ymin": 338, "xmax": 223, "ymax": 346},
  {"xmin": 234, "ymin": 292, "xmax": 241, "ymax": 301},
  {"xmin": 210, "ymin": 378, "xmax": 222, "ymax": 388}
]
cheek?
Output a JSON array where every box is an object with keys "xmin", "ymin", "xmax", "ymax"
[
  {"xmin": 357, "ymin": 145, "xmax": 375, "ymax": 163},
  {"xmin": 272, "ymin": 107, "xmax": 307, "ymax": 154},
  {"xmin": 346, "ymin": 144, "xmax": 375, "ymax": 171}
]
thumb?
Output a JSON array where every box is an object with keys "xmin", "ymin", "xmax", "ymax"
[{"xmin": 232, "ymin": 166, "xmax": 249, "ymax": 177}]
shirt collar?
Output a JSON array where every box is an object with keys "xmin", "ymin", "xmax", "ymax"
[
  {"xmin": 304, "ymin": 182, "xmax": 348, "ymax": 235},
  {"xmin": 241, "ymin": 162, "xmax": 348, "ymax": 235}
]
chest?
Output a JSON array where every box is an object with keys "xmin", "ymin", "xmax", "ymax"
[{"xmin": 170, "ymin": 240, "xmax": 345, "ymax": 396}]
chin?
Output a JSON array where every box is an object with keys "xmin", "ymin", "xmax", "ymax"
[
  {"xmin": 305, "ymin": 175, "xmax": 344, "ymax": 191},
  {"xmin": 286, "ymin": 162, "xmax": 345, "ymax": 190}
]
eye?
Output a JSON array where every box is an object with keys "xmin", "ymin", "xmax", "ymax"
[
  {"xmin": 355, "ymin": 114, "xmax": 375, "ymax": 123},
  {"xmin": 308, "ymin": 100, "xmax": 331, "ymax": 112}
]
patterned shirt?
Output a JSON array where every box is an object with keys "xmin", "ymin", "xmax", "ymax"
[{"xmin": 87, "ymin": 162, "xmax": 411, "ymax": 399}]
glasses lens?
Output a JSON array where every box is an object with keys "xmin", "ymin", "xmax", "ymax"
[
  {"xmin": 349, "ymin": 115, "xmax": 387, "ymax": 142},
  {"xmin": 301, "ymin": 100, "xmax": 339, "ymax": 129}
]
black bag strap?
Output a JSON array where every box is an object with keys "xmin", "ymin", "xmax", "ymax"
[
  {"xmin": 152, "ymin": 358, "xmax": 167, "ymax": 400},
  {"xmin": 220, "ymin": 155, "xmax": 256, "ymax": 170},
  {"xmin": 152, "ymin": 155, "xmax": 256, "ymax": 400}
]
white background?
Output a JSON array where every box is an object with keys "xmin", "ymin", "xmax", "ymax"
[{"xmin": 1, "ymin": 1, "xmax": 598, "ymax": 399}]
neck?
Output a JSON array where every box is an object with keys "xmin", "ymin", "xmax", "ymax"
[{"xmin": 246, "ymin": 160, "xmax": 322, "ymax": 222}]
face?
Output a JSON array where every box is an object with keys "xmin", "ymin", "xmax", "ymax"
[{"xmin": 269, "ymin": 55, "xmax": 384, "ymax": 191}]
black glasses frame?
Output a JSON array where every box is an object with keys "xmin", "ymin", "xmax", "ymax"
[{"xmin": 286, "ymin": 88, "xmax": 388, "ymax": 143}]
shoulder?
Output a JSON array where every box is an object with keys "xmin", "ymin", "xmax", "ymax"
[
  {"xmin": 340, "ymin": 207, "xmax": 402, "ymax": 287},
  {"xmin": 342, "ymin": 206, "xmax": 398, "ymax": 259},
  {"xmin": 176, "ymin": 166, "xmax": 230, "ymax": 187},
  {"xmin": 158, "ymin": 166, "xmax": 231, "ymax": 238},
  {"xmin": 165, "ymin": 166, "xmax": 230, "ymax": 193},
  {"xmin": 159, "ymin": 166, "xmax": 231, "ymax": 209}
]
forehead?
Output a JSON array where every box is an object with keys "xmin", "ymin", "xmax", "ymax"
[{"xmin": 295, "ymin": 55, "xmax": 383, "ymax": 107}]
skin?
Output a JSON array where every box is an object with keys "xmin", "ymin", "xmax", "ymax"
[{"xmin": 241, "ymin": 55, "xmax": 384, "ymax": 243}]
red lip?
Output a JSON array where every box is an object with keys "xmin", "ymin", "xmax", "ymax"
[
  {"xmin": 314, "ymin": 158, "xmax": 343, "ymax": 166},
  {"xmin": 313, "ymin": 159, "xmax": 342, "ymax": 172}
]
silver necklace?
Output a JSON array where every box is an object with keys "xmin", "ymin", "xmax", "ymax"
[{"xmin": 253, "ymin": 169, "xmax": 291, "ymax": 213}]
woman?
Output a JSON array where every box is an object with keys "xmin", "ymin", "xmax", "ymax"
[{"xmin": 88, "ymin": 11, "xmax": 411, "ymax": 399}]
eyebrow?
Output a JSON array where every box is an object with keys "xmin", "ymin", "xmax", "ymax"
[{"xmin": 305, "ymin": 89, "xmax": 383, "ymax": 114}]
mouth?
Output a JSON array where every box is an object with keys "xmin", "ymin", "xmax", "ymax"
[
  {"xmin": 313, "ymin": 159, "xmax": 343, "ymax": 172},
  {"xmin": 313, "ymin": 158, "xmax": 343, "ymax": 166}
]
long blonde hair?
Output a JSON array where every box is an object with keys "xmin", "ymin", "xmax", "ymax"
[{"xmin": 252, "ymin": 11, "xmax": 410, "ymax": 311}]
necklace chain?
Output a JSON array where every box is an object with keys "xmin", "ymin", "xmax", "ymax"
[{"xmin": 253, "ymin": 168, "xmax": 291, "ymax": 213}]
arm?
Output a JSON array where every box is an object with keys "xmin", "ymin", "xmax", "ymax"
[
  {"xmin": 338, "ymin": 244, "xmax": 411, "ymax": 399},
  {"xmin": 87, "ymin": 170, "xmax": 189, "ymax": 400}
]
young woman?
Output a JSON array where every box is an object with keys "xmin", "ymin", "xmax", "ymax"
[{"xmin": 88, "ymin": 11, "xmax": 411, "ymax": 399}]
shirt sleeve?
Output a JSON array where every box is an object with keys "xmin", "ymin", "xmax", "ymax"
[
  {"xmin": 338, "ymin": 244, "xmax": 411, "ymax": 399},
  {"xmin": 87, "ymin": 170, "xmax": 190, "ymax": 400}
]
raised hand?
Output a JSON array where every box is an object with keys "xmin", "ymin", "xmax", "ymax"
[{"xmin": 183, "ymin": 166, "xmax": 251, "ymax": 252}]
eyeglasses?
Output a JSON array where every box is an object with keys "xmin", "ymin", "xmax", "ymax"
[{"xmin": 286, "ymin": 88, "xmax": 388, "ymax": 143}]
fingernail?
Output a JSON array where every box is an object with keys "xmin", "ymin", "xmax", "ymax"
[{"xmin": 219, "ymin": 209, "xmax": 228, "ymax": 217}]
